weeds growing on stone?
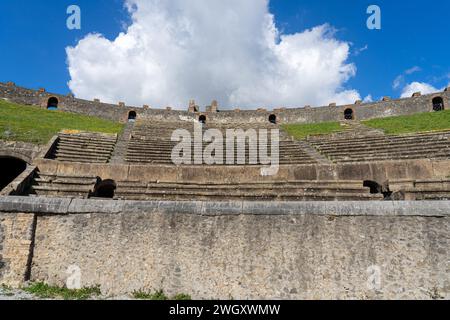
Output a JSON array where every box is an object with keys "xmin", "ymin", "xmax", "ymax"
[
  {"xmin": 24, "ymin": 282, "xmax": 101, "ymax": 300},
  {"xmin": 133, "ymin": 289, "xmax": 191, "ymax": 300}
]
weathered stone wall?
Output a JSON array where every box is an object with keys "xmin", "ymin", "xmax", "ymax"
[
  {"xmin": 1, "ymin": 82, "xmax": 449, "ymax": 125},
  {"xmin": 33, "ymin": 158, "xmax": 450, "ymax": 186},
  {"xmin": 0, "ymin": 140, "xmax": 41, "ymax": 163},
  {"xmin": 0, "ymin": 198, "xmax": 447, "ymax": 299},
  {"xmin": 0, "ymin": 213, "xmax": 35, "ymax": 287}
]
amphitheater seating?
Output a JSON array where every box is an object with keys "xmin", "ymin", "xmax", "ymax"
[
  {"xmin": 388, "ymin": 179, "xmax": 450, "ymax": 200},
  {"xmin": 30, "ymin": 172, "xmax": 98, "ymax": 198},
  {"xmin": 125, "ymin": 121, "xmax": 318, "ymax": 165},
  {"xmin": 114, "ymin": 180, "xmax": 383, "ymax": 201},
  {"xmin": 26, "ymin": 172, "xmax": 383, "ymax": 201},
  {"xmin": 49, "ymin": 132, "xmax": 117, "ymax": 163},
  {"xmin": 308, "ymin": 131, "xmax": 450, "ymax": 163}
]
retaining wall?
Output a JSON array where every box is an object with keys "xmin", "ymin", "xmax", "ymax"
[{"xmin": 0, "ymin": 197, "xmax": 448, "ymax": 299}]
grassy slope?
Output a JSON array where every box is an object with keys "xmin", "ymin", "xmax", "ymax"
[
  {"xmin": 362, "ymin": 110, "xmax": 450, "ymax": 135},
  {"xmin": 282, "ymin": 121, "xmax": 344, "ymax": 140},
  {"xmin": 0, "ymin": 99, "xmax": 124, "ymax": 145}
]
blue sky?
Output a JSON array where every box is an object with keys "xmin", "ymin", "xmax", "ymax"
[{"xmin": 0, "ymin": 0, "xmax": 449, "ymax": 107}]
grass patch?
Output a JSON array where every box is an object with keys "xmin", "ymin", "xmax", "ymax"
[
  {"xmin": 133, "ymin": 289, "xmax": 192, "ymax": 301},
  {"xmin": 282, "ymin": 121, "xmax": 344, "ymax": 140},
  {"xmin": 363, "ymin": 110, "xmax": 450, "ymax": 135},
  {"xmin": 24, "ymin": 282, "xmax": 101, "ymax": 300},
  {"xmin": 0, "ymin": 99, "xmax": 124, "ymax": 145}
]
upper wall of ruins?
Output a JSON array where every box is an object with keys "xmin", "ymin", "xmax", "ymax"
[{"xmin": 1, "ymin": 81, "xmax": 449, "ymax": 125}]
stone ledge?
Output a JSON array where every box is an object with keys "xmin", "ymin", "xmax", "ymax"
[{"xmin": 0, "ymin": 196, "xmax": 449, "ymax": 217}]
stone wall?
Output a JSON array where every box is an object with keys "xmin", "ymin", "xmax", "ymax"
[
  {"xmin": 0, "ymin": 213, "xmax": 36, "ymax": 288},
  {"xmin": 0, "ymin": 197, "xmax": 448, "ymax": 299},
  {"xmin": 33, "ymin": 158, "xmax": 450, "ymax": 186},
  {"xmin": 0, "ymin": 140, "xmax": 41, "ymax": 163},
  {"xmin": 1, "ymin": 82, "xmax": 449, "ymax": 125}
]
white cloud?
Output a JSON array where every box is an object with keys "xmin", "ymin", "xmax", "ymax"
[
  {"xmin": 404, "ymin": 66, "xmax": 421, "ymax": 75},
  {"xmin": 400, "ymin": 82, "xmax": 441, "ymax": 98},
  {"xmin": 392, "ymin": 75, "xmax": 404, "ymax": 90},
  {"xmin": 353, "ymin": 45, "xmax": 368, "ymax": 56},
  {"xmin": 363, "ymin": 94, "xmax": 373, "ymax": 103},
  {"xmin": 393, "ymin": 66, "xmax": 422, "ymax": 90},
  {"xmin": 66, "ymin": 0, "xmax": 360, "ymax": 109}
]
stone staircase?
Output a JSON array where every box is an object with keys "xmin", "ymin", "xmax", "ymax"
[
  {"xmin": 114, "ymin": 180, "xmax": 383, "ymax": 201},
  {"xmin": 26, "ymin": 172, "xmax": 383, "ymax": 201},
  {"xmin": 125, "ymin": 121, "xmax": 318, "ymax": 165},
  {"xmin": 110, "ymin": 121, "xmax": 135, "ymax": 164},
  {"xmin": 306, "ymin": 121, "xmax": 385, "ymax": 142},
  {"xmin": 49, "ymin": 132, "xmax": 118, "ymax": 163},
  {"xmin": 29, "ymin": 172, "xmax": 98, "ymax": 198},
  {"xmin": 389, "ymin": 179, "xmax": 450, "ymax": 200},
  {"xmin": 308, "ymin": 130, "xmax": 450, "ymax": 163}
]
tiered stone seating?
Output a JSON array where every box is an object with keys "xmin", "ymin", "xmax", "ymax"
[
  {"xmin": 114, "ymin": 180, "xmax": 383, "ymax": 201},
  {"xmin": 50, "ymin": 132, "xmax": 117, "ymax": 163},
  {"xmin": 308, "ymin": 131, "xmax": 450, "ymax": 163},
  {"xmin": 389, "ymin": 179, "xmax": 450, "ymax": 200},
  {"xmin": 125, "ymin": 121, "xmax": 318, "ymax": 165},
  {"xmin": 30, "ymin": 172, "xmax": 98, "ymax": 198}
]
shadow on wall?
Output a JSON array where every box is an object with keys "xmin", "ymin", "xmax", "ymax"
[{"xmin": 0, "ymin": 157, "xmax": 27, "ymax": 191}]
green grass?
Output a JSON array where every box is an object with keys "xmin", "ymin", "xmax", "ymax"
[
  {"xmin": 133, "ymin": 289, "xmax": 192, "ymax": 300},
  {"xmin": 24, "ymin": 282, "xmax": 102, "ymax": 300},
  {"xmin": 282, "ymin": 121, "xmax": 344, "ymax": 140},
  {"xmin": 363, "ymin": 110, "xmax": 450, "ymax": 135},
  {"xmin": 0, "ymin": 99, "xmax": 124, "ymax": 145}
]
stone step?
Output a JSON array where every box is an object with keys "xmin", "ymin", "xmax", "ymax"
[
  {"xmin": 333, "ymin": 154, "xmax": 450, "ymax": 163},
  {"xmin": 57, "ymin": 141, "xmax": 116, "ymax": 150},
  {"xmin": 318, "ymin": 147, "xmax": 450, "ymax": 158},
  {"xmin": 114, "ymin": 191, "xmax": 382, "ymax": 201},
  {"xmin": 312, "ymin": 140, "xmax": 450, "ymax": 152},
  {"xmin": 55, "ymin": 147, "xmax": 113, "ymax": 156},
  {"xmin": 54, "ymin": 153, "xmax": 111, "ymax": 161},
  {"xmin": 309, "ymin": 131, "xmax": 450, "ymax": 145}
]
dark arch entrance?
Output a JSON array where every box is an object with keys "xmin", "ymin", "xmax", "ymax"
[
  {"xmin": 269, "ymin": 114, "xmax": 277, "ymax": 124},
  {"xmin": 128, "ymin": 111, "xmax": 137, "ymax": 122},
  {"xmin": 0, "ymin": 157, "xmax": 27, "ymax": 192},
  {"xmin": 93, "ymin": 179, "xmax": 117, "ymax": 199},
  {"xmin": 344, "ymin": 108, "xmax": 354, "ymax": 120},
  {"xmin": 432, "ymin": 97, "xmax": 444, "ymax": 111},
  {"xmin": 47, "ymin": 97, "xmax": 59, "ymax": 110},
  {"xmin": 363, "ymin": 180, "xmax": 382, "ymax": 194},
  {"xmin": 199, "ymin": 115, "xmax": 206, "ymax": 124}
]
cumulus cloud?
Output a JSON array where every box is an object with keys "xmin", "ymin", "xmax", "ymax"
[
  {"xmin": 66, "ymin": 0, "xmax": 360, "ymax": 109},
  {"xmin": 400, "ymin": 82, "xmax": 441, "ymax": 98}
]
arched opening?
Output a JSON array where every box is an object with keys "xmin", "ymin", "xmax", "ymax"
[
  {"xmin": 128, "ymin": 111, "xmax": 137, "ymax": 122},
  {"xmin": 47, "ymin": 97, "xmax": 59, "ymax": 110},
  {"xmin": 199, "ymin": 115, "xmax": 206, "ymax": 124},
  {"xmin": 93, "ymin": 179, "xmax": 117, "ymax": 199},
  {"xmin": 432, "ymin": 97, "xmax": 444, "ymax": 111},
  {"xmin": 363, "ymin": 180, "xmax": 382, "ymax": 194},
  {"xmin": 0, "ymin": 157, "xmax": 27, "ymax": 192},
  {"xmin": 269, "ymin": 114, "xmax": 277, "ymax": 124},
  {"xmin": 344, "ymin": 108, "xmax": 354, "ymax": 120}
]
